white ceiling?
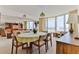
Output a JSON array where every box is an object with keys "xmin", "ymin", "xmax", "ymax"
[{"xmin": 0, "ymin": 5, "xmax": 78, "ymax": 20}]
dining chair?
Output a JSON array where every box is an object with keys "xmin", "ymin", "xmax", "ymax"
[
  {"xmin": 41, "ymin": 31, "xmax": 52, "ymax": 47},
  {"xmin": 43, "ymin": 33, "xmax": 52, "ymax": 50},
  {"xmin": 11, "ymin": 34, "xmax": 28, "ymax": 54},
  {"xmin": 32, "ymin": 35, "xmax": 47, "ymax": 54}
]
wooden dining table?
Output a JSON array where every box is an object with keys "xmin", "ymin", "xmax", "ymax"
[{"xmin": 17, "ymin": 32, "xmax": 47, "ymax": 53}]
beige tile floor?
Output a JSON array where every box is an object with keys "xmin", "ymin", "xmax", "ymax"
[{"xmin": 0, "ymin": 35, "xmax": 56, "ymax": 54}]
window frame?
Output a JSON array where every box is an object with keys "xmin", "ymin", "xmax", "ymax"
[{"xmin": 45, "ymin": 14, "xmax": 69, "ymax": 32}]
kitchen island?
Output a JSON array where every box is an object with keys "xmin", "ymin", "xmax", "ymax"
[{"xmin": 56, "ymin": 33, "xmax": 79, "ymax": 54}]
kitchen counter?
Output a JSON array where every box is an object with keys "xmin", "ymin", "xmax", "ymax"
[{"xmin": 56, "ymin": 33, "xmax": 79, "ymax": 54}]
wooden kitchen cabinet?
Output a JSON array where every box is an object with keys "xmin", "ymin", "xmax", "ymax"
[
  {"xmin": 56, "ymin": 33, "xmax": 79, "ymax": 54},
  {"xmin": 56, "ymin": 42, "xmax": 64, "ymax": 54},
  {"xmin": 56, "ymin": 41, "xmax": 79, "ymax": 54}
]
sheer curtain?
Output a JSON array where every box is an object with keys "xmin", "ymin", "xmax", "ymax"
[{"xmin": 65, "ymin": 14, "xmax": 69, "ymax": 32}]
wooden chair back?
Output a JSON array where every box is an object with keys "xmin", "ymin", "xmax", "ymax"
[
  {"xmin": 12, "ymin": 33, "xmax": 19, "ymax": 46},
  {"xmin": 46, "ymin": 33, "xmax": 52, "ymax": 41}
]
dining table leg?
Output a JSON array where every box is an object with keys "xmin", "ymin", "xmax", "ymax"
[
  {"xmin": 29, "ymin": 42, "xmax": 33, "ymax": 54},
  {"xmin": 26, "ymin": 43, "xmax": 28, "ymax": 54}
]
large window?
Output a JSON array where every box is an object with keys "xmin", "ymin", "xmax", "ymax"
[
  {"xmin": 27, "ymin": 21, "xmax": 34, "ymax": 29},
  {"xmin": 48, "ymin": 18, "xmax": 55, "ymax": 29},
  {"xmin": 45, "ymin": 14, "xmax": 69, "ymax": 32},
  {"xmin": 48, "ymin": 18, "xmax": 55, "ymax": 32},
  {"xmin": 45, "ymin": 18, "xmax": 55, "ymax": 32},
  {"xmin": 56, "ymin": 15, "xmax": 64, "ymax": 31}
]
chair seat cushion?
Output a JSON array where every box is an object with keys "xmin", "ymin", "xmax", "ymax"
[
  {"xmin": 33, "ymin": 40, "xmax": 45, "ymax": 46},
  {"xmin": 14, "ymin": 42, "xmax": 27, "ymax": 47}
]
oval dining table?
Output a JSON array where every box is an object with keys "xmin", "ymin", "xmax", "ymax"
[{"xmin": 17, "ymin": 32, "xmax": 47, "ymax": 53}]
